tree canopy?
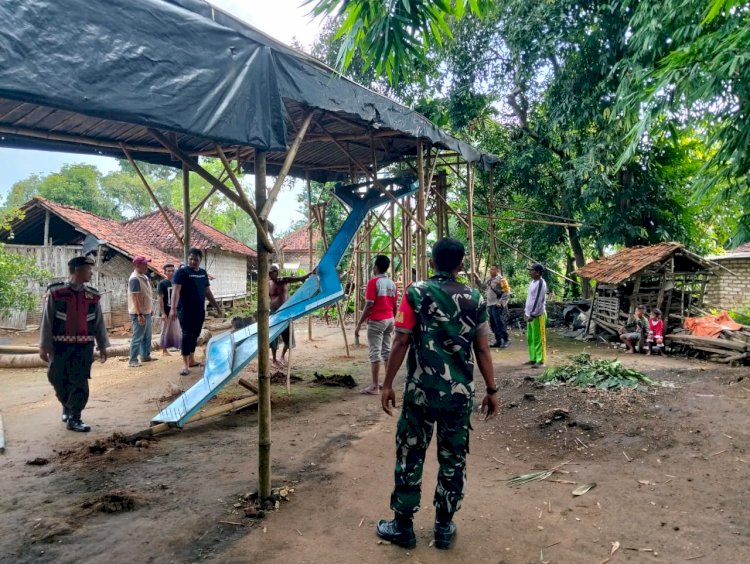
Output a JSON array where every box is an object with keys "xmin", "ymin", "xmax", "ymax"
[{"xmin": 308, "ymin": 0, "xmax": 749, "ymax": 296}]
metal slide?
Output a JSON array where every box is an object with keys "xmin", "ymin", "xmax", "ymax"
[{"xmin": 152, "ymin": 180, "xmax": 417, "ymax": 427}]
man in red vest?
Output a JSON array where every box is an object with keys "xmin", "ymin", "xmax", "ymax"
[{"xmin": 39, "ymin": 256, "xmax": 109, "ymax": 432}]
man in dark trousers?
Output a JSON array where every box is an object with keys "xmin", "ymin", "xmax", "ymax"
[
  {"xmin": 39, "ymin": 256, "xmax": 109, "ymax": 432},
  {"xmin": 169, "ymin": 248, "xmax": 222, "ymax": 376},
  {"xmin": 486, "ymin": 264, "xmax": 511, "ymax": 348},
  {"xmin": 378, "ymin": 237, "xmax": 498, "ymax": 550}
]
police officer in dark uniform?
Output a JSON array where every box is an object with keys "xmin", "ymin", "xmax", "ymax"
[{"xmin": 39, "ymin": 256, "xmax": 109, "ymax": 432}]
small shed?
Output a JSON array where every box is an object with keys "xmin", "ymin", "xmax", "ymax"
[
  {"xmin": 122, "ymin": 208, "xmax": 257, "ymax": 303},
  {"xmin": 0, "ymin": 197, "xmax": 179, "ymax": 329},
  {"xmin": 575, "ymin": 242, "xmax": 717, "ymax": 335},
  {"xmin": 705, "ymin": 243, "xmax": 750, "ymax": 311},
  {"xmin": 274, "ymin": 225, "xmax": 322, "ymax": 271}
]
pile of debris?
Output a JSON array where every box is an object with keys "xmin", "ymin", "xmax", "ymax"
[{"xmin": 666, "ymin": 312, "xmax": 750, "ymax": 365}]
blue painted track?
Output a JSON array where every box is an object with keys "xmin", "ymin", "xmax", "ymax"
[{"xmin": 152, "ymin": 180, "xmax": 417, "ymax": 426}]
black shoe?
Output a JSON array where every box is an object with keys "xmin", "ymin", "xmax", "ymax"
[
  {"xmin": 500, "ymin": 341, "xmax": 510, "ymax": 348},
  {"xmin": 490, "ymin": 343, "xmax": 503, "ymax": 348},
  {"xmin": 66, "ymin": 419, "xmax": 91, "ymax": 433},
  {"xmin": 61, "ymin": 410, "xmax": 69, "ymax": 423},
  {"xmin": 376, "ymin": 518, "xmax": 416, "ymax": 549},
  {"xmin": 434, "ymin": 520, "xmax": 457, "ymax": 550}
]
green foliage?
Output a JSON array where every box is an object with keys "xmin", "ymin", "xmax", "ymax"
[
  {"xmin": 537, "ymin": 352, "xmax": 656, "ymax": 390},
  {"xmin": 0, "ymin": 243, "xmax": 51, "ymax": 314},
  {"xmin": 306, "ymin": 0, "xmax": 489, "ymax": 83},
  {"xmin": 616, "ymin": 0, "xmax": 750, "ymax": 243}
]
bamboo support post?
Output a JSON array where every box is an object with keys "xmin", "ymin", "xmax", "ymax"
[
  {"xmin": 255, "ymin": 151, "xmax": 272, "ymax": 500},
  {"xmin": 286, "ymin": 320, "xmax": 293, "ymax": 394},
  {"xmin": 307, "ymin": 173, "xmax": 314, "ymax": 341},
  {"xmin": 182, "ymin": 165, "xmax": 191, "ymax": 263},
  {"xmin": 416, "ymin": 141, "xmax": 427, "ymax": 280},
  {"xmin": 467, "ymin": 163, "xmax": 477, "ymax": 284}
]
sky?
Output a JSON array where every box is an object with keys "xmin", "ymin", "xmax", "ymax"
[{"xmin": 0, "ymin": 0, "xmax": 325, "ymax": 234}]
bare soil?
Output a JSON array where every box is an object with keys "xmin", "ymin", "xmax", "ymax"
[{"xmin": 1, "ymin": 324, "xmax": 749, "ymax": 563}]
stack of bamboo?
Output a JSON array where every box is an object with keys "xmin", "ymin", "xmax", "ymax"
[{"xmin": 666, "ymin": 327, "xmax": 750, "ymax": 365}]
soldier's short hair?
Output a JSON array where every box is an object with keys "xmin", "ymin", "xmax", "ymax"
[
  {"xmin": 374, "ymin": 254, "xmax": 390, "ymax": 273},
  {"xmin": 431, "ymin": 237, "xmax": 465, "ymax": 272}
]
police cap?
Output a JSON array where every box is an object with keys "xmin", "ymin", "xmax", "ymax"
[{"xmin": 68, "ymin": 256, "xmax": 95, "ymax": 269}]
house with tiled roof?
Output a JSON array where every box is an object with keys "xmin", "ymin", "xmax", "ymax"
[
  {"xmin": 122, "ymin": 208, "xmax": 256, "ymax": 300},
  {"xmin": 705, "ymin": 243, "xmax": 750, "ymax": 311},
  {"xmin": 274, "ymin": 224, "xmax": 322, "ymax": 271},
  {"xmin": 575, "ymin": 242, "xmax": 718, "ymax": 334},
  {"xmin": 0, "ymin": 197, "xmax": 181, "ymax": 328}
]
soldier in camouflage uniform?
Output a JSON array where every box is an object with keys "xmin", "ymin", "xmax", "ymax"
[{"xmin": 377, "ymin": 237, "xmax": 499, "ymax": 550}]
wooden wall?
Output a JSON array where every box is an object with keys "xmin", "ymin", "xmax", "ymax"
[{"xmin": 1, "ymin": 244, "xmax": 157, "ymax": 330}]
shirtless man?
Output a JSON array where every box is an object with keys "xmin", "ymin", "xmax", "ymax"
[{"xmin": 269, "ymin": 265, "xmax": 312, "ymax": 367}]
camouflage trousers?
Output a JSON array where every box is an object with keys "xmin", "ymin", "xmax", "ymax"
[{"xmin": 390, "ymin": 401, "xmax": 472, "ymax": 517}]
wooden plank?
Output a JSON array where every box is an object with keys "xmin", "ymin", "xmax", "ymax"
[{"xmin": 666, "ymin": 334, "xmax": 748, "ymax": 352}]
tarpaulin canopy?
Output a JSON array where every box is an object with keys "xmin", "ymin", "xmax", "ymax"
[{"xmin": 0, "ymin": 0, "xmax": 497, "ymax": 180}]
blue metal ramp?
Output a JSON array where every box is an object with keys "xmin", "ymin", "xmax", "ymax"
[{"xmin": 152, "ymin": 179, "xmax": 417, "ymax": 427}]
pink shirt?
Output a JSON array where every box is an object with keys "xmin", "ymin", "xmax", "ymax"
[{"xmin": 365, "ymin": 275, "xmax": 398, "ymax": 321}]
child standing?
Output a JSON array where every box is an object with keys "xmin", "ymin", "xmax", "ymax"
[{"xmin": 646, "ymin": 308, "xmax": 665, "ymax": 355}]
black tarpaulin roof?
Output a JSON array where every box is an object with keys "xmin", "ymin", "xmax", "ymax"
[{"xmin": 0, "ymin": 0, "xmax": 497, "ymax": 181}]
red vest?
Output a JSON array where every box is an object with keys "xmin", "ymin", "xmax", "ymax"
[{"xmin": 49, "ymin": 284, "xmax": 101, "ymax": 344}]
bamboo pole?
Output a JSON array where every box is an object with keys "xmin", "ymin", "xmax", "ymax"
[
  {"xmin": 182, "ymin": 165, "xmax": 191, "ymax": 263},
  {"xmin": 416, "ymin": 140, "xmax": 426, "ymax": 280},
  {"xmin": 467, "ymin": 163, "xmax": 477, "ymax": 284},
  {"xmin": 307, "ymin": 172, "xmax": 313, "ymax": 341},
  {"xmin": 121, "ymin": 144, "xmax": 184, "ymax": 248},
  {"xmin": 148, "ymin": 129, "xmax": 274, "ymax": 253},
  {"xmin": 320, "ymin": 127, "xmax": 427, "ymax": 231},
  {"xmin": 255, "ymin": 151, "xmax": 272, "ymax": 500},
  {"xmin": 286, "ymin": 320, "xmax": 293, "ymax": 394},
  {"xmin": 259, "ymin": 112, "xmax": 314, "ymax": 220},
  {"xmin": 488, "ymin": 168, "xmax": 497, "ymax": 267}
]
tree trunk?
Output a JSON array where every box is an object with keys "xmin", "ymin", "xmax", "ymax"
[{"xmin": 567, "ymin": 225, "xmax": 590, "ymax": 298}]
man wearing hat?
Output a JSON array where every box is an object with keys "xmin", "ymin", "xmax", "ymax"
[
  {"xmin": 127, "ymin": 255, "xmax": 154, "ymax": 368},
  {"xmin": 39, "ymin": 256, "xmax": 109, "ymax": 432},
  {"xmin": 269, "ymin": 264, "xmax": 313, "ymax": 368},
  {"xmin": 524, "ymin": 263, "xmax": 548, "ymax": 367}
]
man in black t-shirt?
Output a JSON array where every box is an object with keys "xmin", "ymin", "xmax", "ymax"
[
  {"xmin": 158, "ymin": 263, "xmax": 176, "ymax": 356},
  {"xmin": 169, "ymin": 248, "xmax": 222, "ymax": 376}
]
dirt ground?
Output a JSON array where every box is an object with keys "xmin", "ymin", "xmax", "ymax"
[{"xmin": 1, "ymin": 322, "xmax": 749, "ymax": 564}]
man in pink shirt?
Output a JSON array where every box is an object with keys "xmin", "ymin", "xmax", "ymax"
[{"xmin": 355, "ymin": 255, "xmax": 398, "ymax": 394}]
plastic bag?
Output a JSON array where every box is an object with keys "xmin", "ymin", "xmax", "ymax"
[{"xmin": 160, "ymin": 315, "xmax": 182, "ymax": 349}]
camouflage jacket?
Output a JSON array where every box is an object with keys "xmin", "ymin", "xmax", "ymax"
[{"xmin": 394, "ymin": 272, "xmax": 490, "ymax": 410}]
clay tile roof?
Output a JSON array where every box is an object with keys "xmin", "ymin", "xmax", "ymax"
[
  {"xmin": 276, "ymin": 225, "xmax": 321, "ymax": 252},
  {"xmin": 35, "ymin": 198, "xmax": 179, "ymax": 278},
  {"xmin": 733, "ymin": 242, "xmax": 750, "ymax": 253},
  {"xmin": 122, "ymin": 208, "xmax": 256, "ymax": 257},
  {"xmin": 574, "ymin": 242, "xmax": 685, "ymax": 284}
]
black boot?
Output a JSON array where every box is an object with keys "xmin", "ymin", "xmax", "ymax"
[
  {"xmin": 376, "ymin": 513, "xmax": 416, "ymax": 549},
  {"xmin": 66, "ymin": 419, "xmax": 91, "ymax": 433},
  {"xmin": 434, "ymin": 512, "xmax": 457, "ymax": 550},
  {"xmin": 61, "ymin": 408, "xmax": 69, "ymax": 423}
]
